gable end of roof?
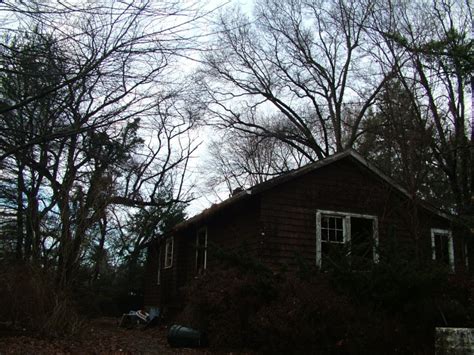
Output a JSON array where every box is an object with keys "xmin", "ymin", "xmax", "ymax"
[{"xmin": 173, "ymin": 149, "xmax": 452, "ymax": 231}]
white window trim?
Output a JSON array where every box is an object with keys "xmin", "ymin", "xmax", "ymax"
[
  {"xmin": 431, "ymin": 228, "xmax": 454, "ymax": 272},
  {"xmin": 195, "ymin": 227, "xmax": 208, "ymax": 272},
  {"xmin": 164, "ymin": 237, "xmax": 174, "ymax": 269},
  {"xmin": 316, "ymin": 210, "xmax": 379, "ymax": 268},
  {"xmin": 157, "ymin": 247, "xmax": 161, "ymax": 285}
]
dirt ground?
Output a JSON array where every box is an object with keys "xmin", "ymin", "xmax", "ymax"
[{"xmin": 0, "ymin": 318, "xmax": 230, "ymax": 354}]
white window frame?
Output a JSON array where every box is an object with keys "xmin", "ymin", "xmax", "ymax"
[
  {"xmin": 316, "ymin": 210, "xmax": 379, "ymax": 268},
  {"xmin": 431, "ymin": 228, "xmax": 454, "ymax": 272},
  {"xmin": 157, "ymin": 247, "xmax": 161, "ymax": 285},
  {"xmin": 195, "ymin": 227, "xmax": 208, "ymax": 272},
  {"xmin": 164, "ymin": 237, "xmax": 174, "ymax": 269}
]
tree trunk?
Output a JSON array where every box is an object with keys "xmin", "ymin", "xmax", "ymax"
[
  {"xmin": 15, "ymin": 162, "xmax": 25, "ymax": 260},
  {"xmin": 93, "ymin": 216, "xmax": 107, "ymax": 283}
]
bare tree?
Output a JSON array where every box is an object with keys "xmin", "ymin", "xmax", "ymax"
[
  {"xmin": 196, "ymin": 0, "xmax": 395, "ymax": 162},
  {"xmin": 0, "ymin": 0, "xmax": 204, "ymax": 158},
  {"xmin": 371, "ymin": 0, "xmax": 472, "ymax": 215},
  {"xmin": 0, "ymin": 1, "xmax": 202, "ymax": 287},
  {"xmin": 0, "ymin": 31, "xmax": 67, "ymax": 261},
  {"xmin": 206, "ymin": 131, "xmax": 308, "ymax": 195}
]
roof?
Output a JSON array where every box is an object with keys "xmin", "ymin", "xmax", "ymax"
[{"xmin": 172, "ymin": 149, "xmax": 452, "ymax": 232}]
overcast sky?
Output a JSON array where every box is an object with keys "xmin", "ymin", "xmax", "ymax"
[{"xmin": 182, "ymin": 0, "xmax": 255, "ymax": 217}]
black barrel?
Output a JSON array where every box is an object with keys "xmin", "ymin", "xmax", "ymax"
[{"xmin": 167, "ymin": 324, "xmax": 208, "ymax": 348}]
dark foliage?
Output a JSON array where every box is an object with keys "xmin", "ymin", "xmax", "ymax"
[
  {"xmin": 0, "ymin": 262, "xmax": 84, "ymax": 337},
  {"xmin": 74, "ymin": 263, "xmax": 146, "ymax": 317},
  {"xmin": 173, "ymin": 245, "xmax": 474, "ymax": 354},
  {"xmin": 175, "ymin": 245, "xmax": 276, "ymax": 349}
]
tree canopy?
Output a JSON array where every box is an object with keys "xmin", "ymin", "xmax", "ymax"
[{"xmin": 0, "ymin": 0, "xmax": 472, "ymax": 318}]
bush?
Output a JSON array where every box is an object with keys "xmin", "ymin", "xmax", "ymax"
[
  {"xmin": 324, "ymin": 237, "xmax": 474, "ymax": 353},
  {"xmin": 173, "ymin": 244, "xmax": 474, "ymax": 354},
  {"xmin": 73, "ymin": 262, "xmax": 146, "ymax": 317},
  {"xmin": 252, "ymin": 274, "xmax": 365, "ymax": 354},
  {"xmin": 175, "ymin": 265, "xmax": 274, "ymax": 349},
  {"xmin": 0, "ymin": 262, "xmax": 84, "ymax": 337},
  {"xmin": 175, "ymin": 265, "xmax": 416, "ymax": 353}
]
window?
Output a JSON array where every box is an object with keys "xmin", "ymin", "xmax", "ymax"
[
  {"xmin": 316, "ymin": 210, "xmax": 378, "ymax": 269},
  {"xmin": 196, "ymin": 228, "xmax": 207, "ymax": 274},
  {"xmin": 320, "ymin": 215, "xmax": 346, "ymax": 267},
  {"xmin": 164, "ymin": 237, "xmax": 173, "ymax": 269},
  {"xmin": 157, "ymin": 247, "xmax": 161, "ymax": 285},
  {"xmin": 431, "ymin": 229, "xmax": 454, "ymax": 272},
  {"xmin": 321, "ymin": 215, "xmax": 344, "ymax": 243}
]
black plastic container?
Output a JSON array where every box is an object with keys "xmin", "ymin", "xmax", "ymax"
[{"xmin": 167, "ymin": 324, "xmax": 208, "ymax": 348}]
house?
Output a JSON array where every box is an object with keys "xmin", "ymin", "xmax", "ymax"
[{"xmin": 143, "ymin": 149, "xmax": 469, "ymax": 310}]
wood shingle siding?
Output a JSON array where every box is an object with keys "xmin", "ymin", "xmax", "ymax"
[{"xmin": 144, "ymin": 150, "xmax": 462, "ymax": 310}]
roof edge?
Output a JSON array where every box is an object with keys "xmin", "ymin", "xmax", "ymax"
[
  {"xmin": 173, "ymin": 149, "xmax": 453, "ymax": 231},
  {"xmin": 347, "ymin": 150, "xmax": 453, "ymax": 221}
]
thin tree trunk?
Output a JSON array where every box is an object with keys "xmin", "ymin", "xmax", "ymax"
[
  {"xmin": 470, "ymin": 75, "xmax": 474, "ymax": 220},
  {"xmin": 15, "ymin": 162, "xmax": 25, "ymax": 260},
  {"xmin": 93, "ymin": 215, "xmax": 107, "ymax": 283}
]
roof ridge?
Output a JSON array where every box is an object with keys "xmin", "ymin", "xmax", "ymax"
[{"xmin": 173, "ymin": 149, "xmax": 451, "ymax": 232}]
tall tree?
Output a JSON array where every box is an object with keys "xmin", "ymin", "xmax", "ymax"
[
  {"xmin": 206, "ymin": 131, "xmax": 308, "ymax": 195},
  {"xmin": 357, "ymin": 80, "xmax": 446, "ymax": 204},
  {"xmin": 372, "ymin": 0, "xmax": 473, "ymax": 215},
  {"xmin": 0, "ymin": 1, "xmax": 202, "ymax": 287},
  {"xmin": 0, "ymin": 30, "xmax": 66, "ymax": 262},
  {"xmin": 196, "ymin": 0, "xmax": 395, "ymax": 162},
  {"xmin": 0, "ymin": 0, "xmax": 203, "ymax": 158}
]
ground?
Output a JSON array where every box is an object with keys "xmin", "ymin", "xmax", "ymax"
[{"xmin": 0, "ymin": 318, "xmax": 237, "ymax": 354}]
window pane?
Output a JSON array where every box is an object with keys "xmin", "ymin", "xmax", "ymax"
[
  {"xmin": 435, "ymin": 233, "xmax": 450, "ymax": 265},
  {"xmin": 165, "ymin": 238, "xmax": 173, "ymax": 268},
  {"xmin": 321, "ymin": 231, "xmax": 327, "ymax": 242},
  {"xmin": 321, "ymin": 242, "xmax": 346, "ymax": 269},
  {"xmin": 321, "ymin": 215, "xmax": 344, "ymax": 244},
  {"xmin": 350, "ymin": 217, "xmax": 374, "ymax": 271},
  {"xmin": 197, "ymin": 231, "xmax": 206, "ymax": 247},
  {"xmin": 196, "ymin": 229, "xmax": 207, "ymax": 274},
  {"xmin": 322, "ymin": 216, "xmax": 328, "ymax": 229}
]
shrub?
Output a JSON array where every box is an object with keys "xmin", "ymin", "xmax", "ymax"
[
  {"xmin": 0, "ymin": 262, "xmax": 84, "ymax": 337},
  {"xmin": 175, "ymin": 265, "xmax": 274, "ymax": 349},
  {"xmin": 173, "ymin": 244, "xmax": 474, "ymax": 353},
  {"xmin": 175, "ymin": 264, "xmax": 415, "ymax": 353}
]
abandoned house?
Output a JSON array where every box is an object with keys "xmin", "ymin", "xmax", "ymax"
[{"xmin": 143, "ymin": 149, "xmax": 469, "ymax": 310}]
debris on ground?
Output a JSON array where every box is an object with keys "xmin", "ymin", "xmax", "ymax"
[
  {"xmin": 0, "ymin": 318, "xmax": 219, "ymax": 354},
  {"xmin": 119, "ymin": 307, "xmax": 161, "ymax": 329}
]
